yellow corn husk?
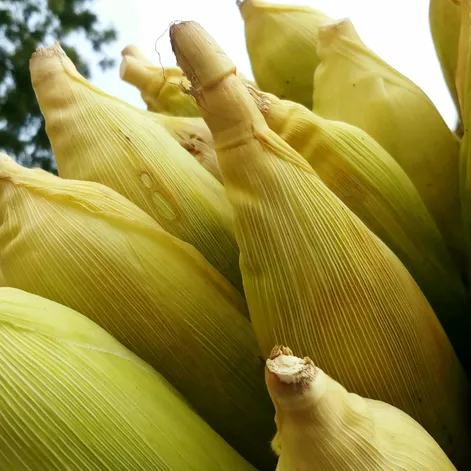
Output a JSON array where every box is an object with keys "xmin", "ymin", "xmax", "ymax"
[
  {"xmin": 120, "ymin": 51, "xmax": 257, "ymax": 117},
  {"xmin": 313, "ymin": 19, "xmax": 464, "ymax": 268},
  {"xmin": 157, "ymin": 114, "xmax": 222, "ymax": 182},
  {"xmin": 170, "ymin": 21, "xmax": 471, "ymax": 468},
  {"xmin": 238, "ymin": 0, "xmax": 331, "ymax": 108},
  {"xmin": 429, "ymin": 0, "xmax": 461, "ymax": 114},
  {"xmin": 121, "ymin": 43, "xmax": 153, "ymax": 64},
  {"xmin": 265, "ymin": 347, "xmax": 457, "ymax": 471},
  {"xmin": 0, "ymin": 154, "xmax": 276, "ymax": 470},
  {"xmin": 30, "ymin": 43, "xmax": 241, "ymax": 292},
  {"xmin": 0, "ymin": 287, "xmax": 257, "ymax": 471},
  {"xmin": 456, "ymin": 0, "xmax": 471, "ymax": 115},
  {"xmin": 120, "ymin": 54, "xmax": 200, "ymax": 117},
  {"xmin": 247, "ymin": 87, "xmax": 469, "ymax": 363}
]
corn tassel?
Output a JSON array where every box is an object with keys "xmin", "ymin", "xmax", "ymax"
[
  {"xmin": 313, "ymin": 19, "xmax": 464, "ymax": 268},
  {"xmin": 0, "ymin": 287, "xmax": 256, "ymax": 471},
  {"xmin": 170, "ymin": 21, "xmax": 471, "ymax": 468},
  {"xmin": 429, "ymin": 0, "xmax": 461, "ymax": 114},
  {"xmin": 266, "ymin": 346, "xmax": 457, "ymax": 471},
  {"xmin": 248, "ymin": 87, "xmax": 469, "ymax": 365},
  {"xmin": 238, "ymin": 0, "xmax": 331, "ymax": 108},
  {"xmin": 30, "ymin": 43, "xmax": 241, "ymax": 291},
  {"xmin": 0, "ymin": 154, "xmax": 276, "ymax": 470}
]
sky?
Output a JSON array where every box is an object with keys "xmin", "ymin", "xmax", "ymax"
[{"xmin": 90, "ymin": 0, "xmax": 458, "ymax": 128}]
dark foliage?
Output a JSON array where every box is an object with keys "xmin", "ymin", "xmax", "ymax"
[{"xmin": 0, "ymin": 0, "xmax": 116, "ymax": 170}]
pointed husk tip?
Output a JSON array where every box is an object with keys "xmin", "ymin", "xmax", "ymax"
[
  {"xmin": 266, "ymin": 347, "xmax": 317, "ymax": 388},
  {"xmin": 170, "ymin": 21, "xmax": 236, "ymax": 90}
]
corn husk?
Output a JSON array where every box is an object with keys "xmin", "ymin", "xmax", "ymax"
[
  {"xmin": 0, "ymin": 154, "xmax": 275, "ymax": 470},
  {"xmin": 0, "ymin": 287, "xmax": 256, "ymax": 471},
  {"xmin": 120, "ymin": 54, "xmax": 200, "ymax": 117},
  {"xmin": 157, "ymin": 114, "xmax": 222, "ymax": 182},
  {"xmin": 456, "ymin": 0, "xmax": 471, "ymax": 115},
  {"xmin": 121, "ymin": 44, "xmax": 152, "ymax": 64},
  {"xmin": 30, "ymin": 43, "xmax": 241, "ymax": 291},
  {"xmin": 429, "ymin": 0, "xmax": 461, "ymax": 114},
  {"xmin": 238, "ymin": 0, "xmax": 331, "ymax": 108},
  {"xmin": 266, "ymin": 347, "xmax": 457, "ymax": 471},
  {"xmin": 248, "ymin": 87, "xmax": 469, "ymax": 365},
  {"xmin": 120, "ymin": 47, "xmax": 256, "ymax": 117},
  {"xmin": 170, "ymin": 21, "xmax": 471, "ymax": 468},
  {"xmin": 313, "ymin": 19, "xmax": 464, "ymax": 268}
]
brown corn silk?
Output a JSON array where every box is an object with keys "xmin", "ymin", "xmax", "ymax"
[
  {"xmin": 0, "ymin": 155, "xmax": 275, "ymax": 470},
  {"xmin": 170, "ymin": 21, "xmax": 471, "ymax": 468}
]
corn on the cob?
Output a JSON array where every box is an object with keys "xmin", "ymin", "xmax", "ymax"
[
  {"xmin": 30, "ymin": 43, "xmax": 241, "ymax": 291},
  {"xmin": 0, "ymin": 287, "xmax": 257, "ymax": 471},
  {"xmin": 170, "ymin": 21, "xmax": 471, "ymax": 468},
  {"xmin": 238, "ymin": 0, "xmax": 331, "ymax": 108},
  {"xmin": 0, "ymin": 154, "xmax": 275, "ymax": 470},
  {"xmin": 313, "ymin": 19, "xmax": 464, "ymax": 268},
  {"xmin": 266, "ymin": 346, "xmax": 457, "ymax": 471},
  {"xmin": 248, "ymin": 87, "xmax": 469, "ymax": 364}
]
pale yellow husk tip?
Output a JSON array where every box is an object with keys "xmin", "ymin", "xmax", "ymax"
[{"xmin": 266, "ymin": 347, "xmax": 457, "ymax": 471}]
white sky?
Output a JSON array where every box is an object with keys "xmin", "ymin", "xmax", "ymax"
[{"xmin": 91, "ymin": 0, "xmax": 458, "ymax": 128}]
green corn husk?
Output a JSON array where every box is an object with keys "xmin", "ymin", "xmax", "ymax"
[
  {"xmin": 0, "ymin": 154, "xmax": 276, "ymax": 470},
  {"xmin": 247, "ymin": 86, "xmax": 469, "ymax": 367},
  {"xmin": 429, "ymin": 0, "xmax": 461, "ymax": 114},
  {"xmin": 30, "ymin": 43, "xmax": 241, "ymax": 292},
  {"xmin": 238, "ymin": 0, "xmax": 332, "ymax": 108},
  {"xmin": 313, "ymin": 19, "xmax": 464, "ymax": 269},
  {"xmin": 0, "ymin": 287, "xmax": 256, "ymax": 471},
  {"xmin": 170, "ymin": 21, "xmax": 471, "ymax": 469}
]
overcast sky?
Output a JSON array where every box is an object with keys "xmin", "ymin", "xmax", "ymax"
[{"xmin": 91, "ymin": 0, "xmax": 458, "ymax": 128}]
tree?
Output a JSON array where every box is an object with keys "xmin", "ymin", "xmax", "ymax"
[{"xmin": 0, "ymin": 0, "xmax": 116, "ymax": 170}]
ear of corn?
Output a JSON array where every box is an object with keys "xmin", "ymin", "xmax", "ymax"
[
  {"xmin": 170, "ymin": 21, "xmax": 471, "ymax": 468},
  {"xmin": 313, "ymin": 19, "xmax": 464, "ymax": 268},
  {"xmin": 30, "ymin": 43, "xmax": 241, "ymax": 291},
  {"xmin": 248, "ymin": 87, "xmax": 469, "ymax": 364},
  {"xmin": 238, "ymin": 0, "xmax": 331, "ymax": 108},
  {"xmin": 429, "ymin": 0, "xmax": 461, "ymax": 114},
  {"xmin": 0, "ymin": 154, "xmax": 276, "ymax": 470},
  {"xmin": 0, "ymin": 287, "xmax": 257, "ymax": 471},
  {"xmin": 120, "ymin": 53, "xmax": 201, "ymax": 116},
  {"xmin": 265, "ymin": 347, "xmax": 457, "ymax": 471}
]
